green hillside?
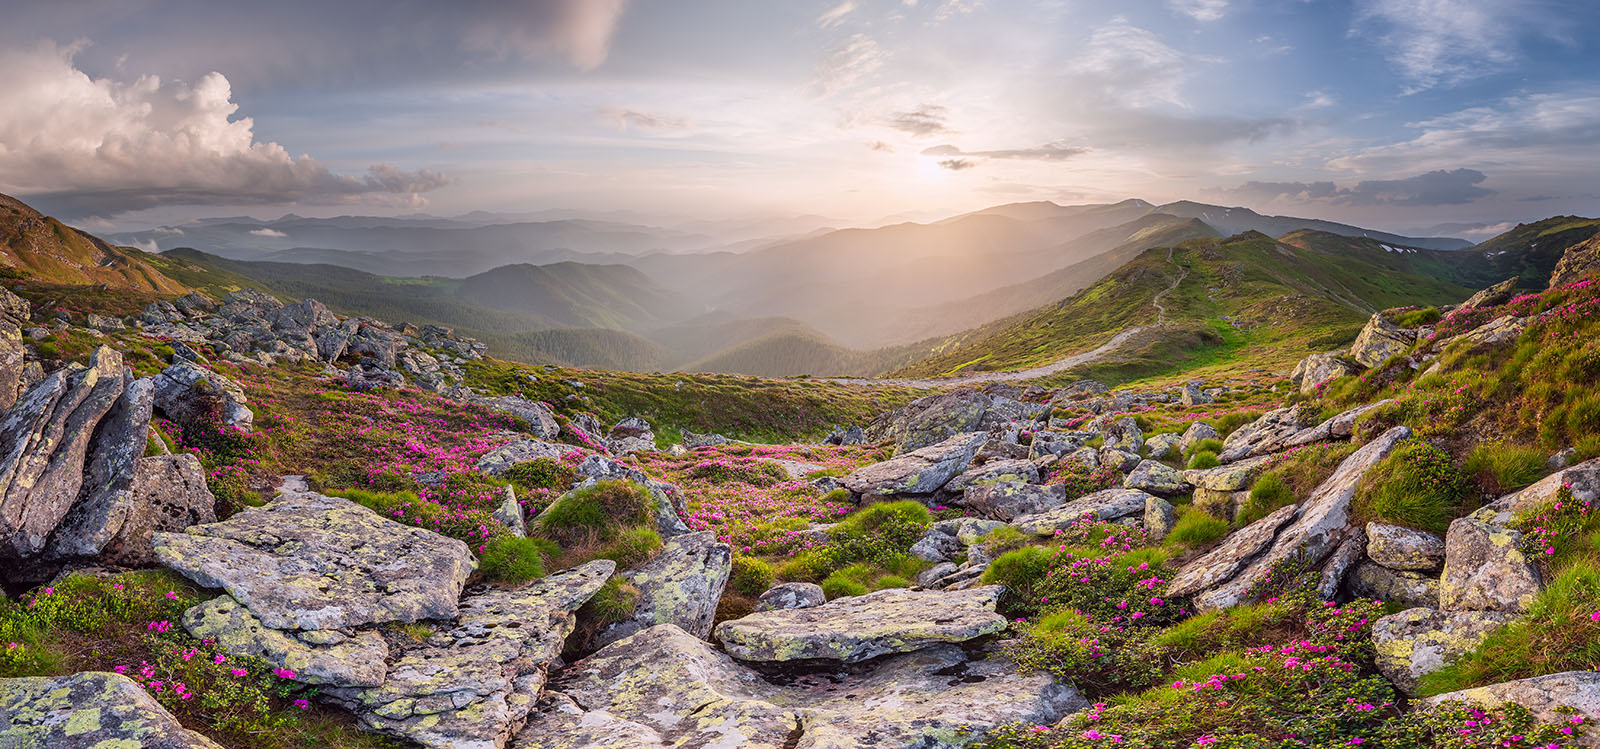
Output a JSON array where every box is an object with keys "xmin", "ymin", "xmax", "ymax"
[
  {"xmin": 453, "ymin": 262, "xmax": 698, "ymax": 330},
  {"xmin": 0, "ymin": 192, "xmax": 186, "ymax": 293}
]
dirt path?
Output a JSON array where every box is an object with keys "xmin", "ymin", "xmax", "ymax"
[{"xmin": 828, "ymin": 249, "xmax": 1189, "ymax": 389}]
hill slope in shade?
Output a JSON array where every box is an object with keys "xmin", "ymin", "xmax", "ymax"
[
  {"xmin": 1154, "ymin": 200, "xmax": 1473, "ymax": 251},
  {"xmin": 452, "ymin": 262, "xmax": 700, "ymax": 331},
  {"xmin": 0, "ymin": 192, "xmax": 185, "ymax": 293}
]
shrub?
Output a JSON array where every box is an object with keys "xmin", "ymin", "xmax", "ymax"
[
  {"xmin": 1351, "ymin": 439, "xmax": 1468, "ymax": 534},
  {"xmin": 502, "ymin": 458, "xmax": 576, "ymax": 492},
  {"xmin": 1004, "ymin": 610, "xmax": 1166, "ymax": 694},
  {"xmin": 978, "ymin": 525, "xmax": 1029, "ymax": 555},
  {"xmin": 728, "ymin": 556, "xmax": 777, "ymax": 597},
  {"xmin": 1165, "ymin": 509, "xmax": 1229, "ymax": 550},
  {"xmin": 981, "ymin": 546, "xmax": 1053, "ymax": 614},
  {"xmin": 537, "ymin": 480, "xmax": 654, "ymax": 545},
  {"xmin": 819, "ymin": 500, "xmax": 931, "ymax": 570},
  {"xmin": 687, "ymin": 457, "xmax": 789, "ymax": 487},
  {"xmin": 477, "ymin": 536, "xmax": 558, "ymax": 584},
  {"xmin": 1185, "ymin": 437, "xmax": 1224, "ymax": 458},
  {"xmin": 1463, "ymin": 440, "xmax": 1548, "ymax": 493},
  {"xmin": 597, "ymin": 527, "xmax": 663, "ymax": 568},
  {"xmin": 1185, "ymin": 451, "xmax": 1219, "ymax": 469}
]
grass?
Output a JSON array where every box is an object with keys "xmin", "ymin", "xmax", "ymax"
[
  {"xmin": 1463, "ymin": 440, "xmax": 1549, "ymax": 495},
  {"xmin": 1186, "ymin": 451, "xmax": 1220, "ymax": 469},
  {"xmin": 1165, "ymin": 508, "xmax": 1229, "ymax": 550},
  {"xmin": 535, "ymin": 480, "xmax": 654, "ymax": 546},
  {"xmin": 476, "ymin": 536, "xmax": 560, "ymax": 584},
  {"xmin": 1350, "ymin": 439, "xmax": 1469, "ymax": 534},
  {"xmin": 1236, "ymin": 442, "xmax": 1359, "ymax": 525}
]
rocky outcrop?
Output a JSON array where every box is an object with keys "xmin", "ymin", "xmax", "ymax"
[
  {"xmin": 48, "ymin": 452, "xmax": 216, "ymax": 568},
  {"xmin": 458, "ymin": 393, "xmax": 559, "ymax": 440},
  {"xmin": 964, "ymin": 481, "xmax": 1067, "ymax": 521},
  {"xmin": 755, "ymin": 582, "xmax": 826, "ymax": 612},
  {"xmin": 1166, "ymin": 504, "xmax": 1297, "ymax": 598},
  {"xmin": 1292, "ymin": 351, "xmax": 1359, "ymax": 394},
  {"xmin": 1217, "ymin": 405, "xmax": 1317, "ymax": 463},
  {"xmin": 516, "ymin": 625, "xmax": 1084, "ymax": 749},
  {"xmin": 1124, "ymin": 459, "xmax": 1188, "ymax": 495},
  {"xmin": 714, "ymin": 586, "xmax": 1007, "ymax": 663},
  {"xmin": 0, "ymin": 287, "xmax": 28, "ymax": 411},
  {"xmin": 1349, "ymin": 313, "xmax": 1416, "ymax": 368},
  {"xmin": 1438, "ymin": 515, "xmax": 1541, "ymax": 613},
  {"xmin": 327, "ymin": 561, "xmax": 614, "ymax": 749},
  {"xmin": 1366, "ymin": 522, "xmax": 1445, "ymax": 571},
  {"xmin": 183, "ymin": 595, "xmax": 389, "ymax": 688},
  {"xmin": 594, "ymin": 531, "xmax": 731, "ymax": 647},
  {"xmin": 867, "ymin": 389, "xmax": 993, "ymax": 453},
  {"xmin": 1548, "ymin": 232, "xmax": 1600, "ymax": 289},
  {"xmin": 475, "ymin": 439, "xmax": 572, "ymax": 476},
  {"xmin": 1010, "ymin": 487, "xmax": 1154, "ymax": 536},
  {"xmin": 154, "ymin": 492, "xmax": 476, "ymax": 630},
  {"xmin": 151, "ymin": 360, "xmax": 253, "ymax": 432},
  {"xmin": 1461, "ymin": 276, "xmax": 1521, "ymax": 309},
  {"xmin": 0, "ymin": 671, "xmax": 224, "ymax": 748},
  {"xmin": 1372, "ymin": 608, "xmax": 1513, "ymax": 695},
  {"xmin": 841, "ymin": 432, "xmax": 984, "ymax": 498},
  {"xmin": 1421, "ymin": 671, "xmax": 1600, "ymax": 746}
]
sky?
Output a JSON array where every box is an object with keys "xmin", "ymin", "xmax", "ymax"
[{"xmin": 1, "ymin": 0, "xmax": 1598, "ymax": 238}]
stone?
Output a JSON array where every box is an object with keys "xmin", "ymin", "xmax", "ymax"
[
  {"xmin": 154, "ymin": 492, "xmax": 475, "ymax": 630},
  {"xmin": 516, "ymin": 625, "xmax": 1084, "ymax": 749},
  {"xmin": 1124, "ymin": 460, "xmax": 1188, "ymax": 495},
  {"xmin": 1294, "ymin": 352, "xmax": 1360, "ymax": 394},
  {"xmin": 1183, "ymin": 455, "xmax": 1273, "ymax": 491},
  {"xmin": 1548, "ymin": 232, "xmax": 1600, "ymax": 288},
  {"xmin": 918, "ymin": 562, "xmax": 960, "ymax": 588},
  {"xmin": 943, "ymin": 458, "xmax": 1040, "ymax": 495},
  {"xmin": 49, "ymin": 453, "xmax": 216, "ymax": 568},
  {"xmin": 1098, "ymin": 447, "xmax": 1141, "ymax": 472},
  {"xmin": 1191, "ymin": 487, "xmax": 1239, "ymax": 521},
  {"xmin": 1349, "ymin": 313, "xmax": 1416, "ymax": 368},
  {"xmin": 0, "ymin": 288, "xmax": 26, "ymax": 412},
  {"xmin": 1420, "ymin": 671, "xmax": 1600, "ymax": 746},
  {"xmin": 1166, "ymin": 504, "xmax": 1298, "ymax": 598},
  {"xmin": 1144, "ymin": 495, "xmax": 1178, "ymax": 542},
  {"xmin": 1460, "ymin": 276, "xmax": 1521, "ymax": 309},
  {"xmin": 867, "ymin": 389, "xmax": 992, "ymax": 454},
  {"xmin": 1192, "ymin": 426, "xmax": 1412, "ymax": 610},
  {"xmin": 151, "ymin": 360, "xmax": 253, "ymax": 432},
  {"xmin": 594, "ymin": 531, "xmax": 731, "ymax": 647},
  {"xmin": 1145, "ymin": 433, "xmax": 1182, "ymax": 460},
  {"xmin": 1439, "ymin": 515, "xmax": 1542, "ymax": 613},
  {"xmin": 0, "ymin": 671, "xmax": 223, "ymax": 748},
  {"xmin": 1059, "ymin": 445, "xmax": 1101, "ymax": 470},
  {"xmin": 1179, "ymin": 421, "xmax": 1220, "ymax": 454},
  {"xmin": 964, "ymin": 481, "xmax": 1067, "ymax": 521},
  {"xmin": 683, "ymin": 429, "xmax": 730, "ymax": 448},
  {"xmin": 1349, "ymin": 561, "xmax": 1439, "ymax": 609},
  {"xmin": 183, "ymin": 595, "xmax": 388, "ymax": 687},
  {"xmin": 1217, "ymin": 405, "xmax": 1317, "ymax": 463},
  {"xmin": 327, "ymin": 560, "xmax": 614, "ymax": 749},
  {"xmin": 471, "ymin": 395, "xmax": 560, "ymax": 440},
  {"xmin": 754, "ymin": 582, "xmax": 827, "ymax": 612},
  {"xmin": 714, "ymin": 585, "xmax": 1007, "ymax": 663},
  {"xmin": 950, "ymin": 517, "xmax": 1008, "ymax": 545},
  {"xmin": 1010, "ymin": 487, "xmax": 1154, "ymax": 536},
  {"xmin": 493, "ymin": 486, "xmax": 526, "ymax": 537},
  {"xmin": 475, "ymin": 439, "xmax": 571, "ymax": 477},
  {"xmin": 1180, "ymin": 381, "xmax": 1213, "ymax": 406},
  {"xmin": 1372, "ymin": 608, "xmax": 1513, "ymax": 696},
  {"xmin": 1366, "ymin": 522, "xmax": 1446, "ymax": 571},
  {"xmin": 1457, "ymin": 316, "xmax": 1530, "ymax": 349},
  {"xmin": 1099, "ymin": 416, "xmax": 1144, "ymax": 453},
  {"xmin": 1471, "ymin": 457, "xmax": 1600, "ymax": 526},
  {"xmin": 1030, "ymin": 431, "xmax": 1091, "ymax": 460},
  {"xmin": 910, "ymin": 528, "xmax": 964, "ymax": 562},
  {"xmin": 41, "ymin": 377, "xmax": 155, "ymax": 561},
  {"xmin": 841, "ymin": 432, "xmax": 984, "ymax": 497},
  {"xmin": 1318, "ymin": 527, "xmax": 1368, "ymax": 599}
]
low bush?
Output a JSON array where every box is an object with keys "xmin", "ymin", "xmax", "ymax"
[
  {"xmin": 536, "ymin": 480, "xmax": 654, "ymax": 545},
  {"xmin": 476, "ymin": 536, "xmax": 559, "ymax": 584},
  {"xmin": 1463, "ymin": 440, "xmax": 1548, "ymax": 494},
  {"xmin": 1185, "ymin": 451, "xmax": 1220, "ymax": 469},
  {"xmin": 728, "ymin": 556, "xmax": 777, "ymax": 597},
  {"xmin": 1351, "ymin": 439, "xmax": 1469, "ymax": 534},
  {"xmin": 1165, "ymin": 509, "xmax": 1229, "ymax": 550},
  {"xmin": 1004, "ymin": 610, "xmax": 1166, "ymax": 694},
  {"xmin": 502, "ymin": 457, "xmax": 577, "ymax": 492},
  {"xmin": 1185, "ymin": 437, "xmax": 1224, "ymax": 458}
]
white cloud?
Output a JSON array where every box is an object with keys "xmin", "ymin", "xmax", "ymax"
[
  {"xmin": 1353, "ymin": 0, "xmax": 1564, "ymax": 92},
  {"xmin": 1071, "ymin": 18, "xmax": 1190, "ymax": 108},
  {"xmin": 810, "ymin": 34, "xmax": 887, "ymax": 98},
  {"xmin": 1303, "ymin": 91, "xmax": 1337, "ymax": 109},
  {"xmin": 0, "ymin": 41, "xmax": 448, "ymax": 217},
  {"xmin": 817, "ymin": 1, "xmax": 856, "ymax": 29},
  {"xmin": 462, "ymin": 0, "xmax": 628, "ymax": 71},
  {"xmin": 249, "ymin": 228, "xmax": 287, "ymax": 237},
  {"xmin": 1168, "ymin": 0, "xmax": 1227, "ymax": 22}
]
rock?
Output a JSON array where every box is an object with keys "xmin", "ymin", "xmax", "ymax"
[
  {"xmin": 867, "ymin": 389, "xmax": 992, "ymax": 454},
  {"xmin": 1124, "ymin": 460, "xmax": 1188, "ymax": 495},
  {"xmin": 475, "ymin": 438, "xmax": 571, "ymax": 476},
  {"xmin": 950, "ymin": 517, "xmax": 1008, "ymax": 545},
  {"xmin": 1099, "ymin": 416, "xmax": 1144, "ymax": 453},
  {"xmin": 1059, "ymin": 445, "xmax": 1101, "ymax": 470},
  {"xmin": 48, "ymin": 453, "xmax": 216, "ymax": 568},
  {"xmin": 154, "ymin": 492, "xmax": 475, "ymax": 630},
  {"xmin": 0, "ymin": 671, "xmax": 224, "ymax": 748},
  {"xmin": 0, "ymin": 346, "xmax": 127, "ymax": 564},
  {"xmin": 1471, "ymin": 457, "xmax": 1600, "ymax": 526},
  {"xmin": 1460, "ymin": 276, "xmax": 1521, "ymax": 309},
  {"xmin": 841, "ymin": 432, "xmax": 984, "ymax": 497},
  {"xmin": 1366, "ymin": 522, "xmax": 1446, "ymax": 571},
  {"xmin": 1438, "ymin": 516, "xmax": 1542, "ymax": 613},
  {"xmin": 1145, "ymin": 433, "xmax": 1182, "ymax": 460},
  {"xmin": 943, "ymin": 458, "xmax": 1040, "ymax": 495},
  {"xmin": 493, "ymin": 487, "xmax": 526, "ymax": 537},
  {"xmin": 1372, "ymin": 608, "xmax": 1513, "ymax": 695},
  {"xmin": 1183, "ymin": 455, "xmax": 1273, "ymax": 491},
  {"xmin": 1318, "ymin": 527, "xmax": 1368, "ymax": 599},
  {"xmin": 1294, "ymin": 352, "xmax": 1359, "ymax": 394},
  {"xmin": 1548, "ymin": 232, "xmax": 1600, "ymax": 288},
  {"xmin": 1098, "ymin": 447, "xmax": 1141, "ymax": 472},
  {"xmin": 1420, "ymin": 671, "xmax": 1600, "ymax": 746},
  {"xmin": 1010, "ymin": 488, "xmax": 1154, "ymax": 536},
  {"xmin": 910, "ymin": 528, "xmax": 964, "ymax": 562},
  {"xmin": 1349, "ymin": 313, "xmax": 1416, "ymax": 368},
  {"xmin": 1191, "ymin": 487, "xmax": 1240, "ymax": 521},
  {"xmin": 1167, "ymin": 504, "xmax": 1298, "ymax": 598},
  {"xmin": 683, "ymin": 429, "xmax": 730, "ymax": 448},
  {"xmin": 918, "ymin": 562, "xmax": 959, "ymax": 588},
  {"xmin": 1457, "ymin": 315, "xmax": 1531, "ymax": 349},
  {"xmin": 715, "ymin": 585, "xmax": 1006, "ymax": 663},
  {"xmin": 41, "ymin": 377, "xmax": 156, "ymax": 561},
  {"xmin": 1179, "ymin": 421, "xmax": 1219, "ymax": 454},
  {"xmin": 964, "ymin": 481, "xmax": 1067, "ymax": 521},
  {"xmin": 1549, "ymin": 447, "xmax": 1578, "ymax": 470},
  {"xmin": 754, "ymin": 582, "xmax": 827, "ymax": 612},
  {"xmin": 594, "ymin": 531, "xmax": 732, "ymax": 648},
  {"xmin": 86, "ymin": 312, "xmax": 126, "ymax": 332},
  {"xmin": 516, "ymin": 625, "xmax": 1084, "ymax": 749},
  {"xmin": 1350, "ymin": 561, "xmax": 1439, "ymax": 608},
  {"xmin": 471, "ymin": 395, "xmax": 560, "ymax": 440},
  {"xmin": 1192, "ymin": 426, "xmax": 1411, "ymax": 610},
  {"xmin": 1217, "ymin": 405, "xmax": 1317, "ymax": 463},
  {"xmin": 327, "ymin": 560, "xmax": 614, "ymax": 749},
  {"xmin": 0, "ymin": 288, "xmax": 27, "ymax": 411},
  {"xmin": 1144, "ymin": 495, "xmax": 1177, "ymax": 542},
  {"xmin": 151, "ymin": 360, "xmax": 253, "ymax": 432},
  {"xmin": 1180, "ymin": 381, "xmax": 1214, "ymax": 406},
  {"xmin": 183, "ymin": 595, "xmax": 388, "ymax": 687}
]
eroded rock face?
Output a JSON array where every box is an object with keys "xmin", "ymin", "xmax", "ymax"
[
  {"xmin": 1366, "ymin": 522, "xmax": 1446, "ymax": 571},
  {"xmin": 1372, "ymin": 608, "xmax": 1513, "ymax": 696},
  {"xmin": 714, "ymin": 586, "xmax": 1006, "ymax": 663},
  {"xmin": 516, "ymin": 625, "xmax": 1085, "ymax": 749},
  {"xmin": 755, "ymin": 582, "xmax": 826, "ymax": 612},
  {"xmin": 326, "ymin": 560, "xmax": 615, "ymax": 749},
  {"xmin": 842, "ymin": 432, "xmax": 985, "ymax": 497},
  {"xmin": 1439, "ymin": 516, "xmax": 1541, "ymax": 613},
  {"xmin": 964, "ymin": 481, "xmax": 1067, "ymax": 521},
  {"xmin": 151, "ymin": 360, "xmax": 253, "ymax": 432},
  {"xmin": 594, "ymin": 530, "xmax": 732, "ymax": 648},
  {"xmin": 41, "ymin": 376, "xmax": 156, "ymax": 562},
  {"xmin": 1548, "ymin": 232, "xmax": 1600, "ymax": 289},
  {"xmin": 1421, "ymin": 671, "xmax": 1600, "ymax": 747},
  {"xmin": 1349, "ymin": 313, "xmax": 1416, "ymax": 368},
  {"xmin": 1124, "ymin": 460, "xmax": 1188, "ymax": 495},
  {"xmin": 0, "ymin": 671, "xmax": 224, "ymax": 748},
  {"xmin": 1010, "ymin": 488, "xmax": 1153, "ymax": 536},
  {"xmin": 154, "ymin": 492, "xmax": 476, "ymax": 631},
  {"xmin": 50, "ymin": 452, "xmax": 217, "ymax": 568},
  {"xmin": 183, "ymin": 595, "xmax": 388, "ymax": 688},
  {"xmin": 1294, "ymin": 352, "xmax": 1359, "ymax": 394},
  {"xmin": 868, "ymin": 389, "xmax": 993, "ymax": 454}
]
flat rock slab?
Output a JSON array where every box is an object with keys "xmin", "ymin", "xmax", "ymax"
[
  {"xmin": 183, "ymin": 595, "xmax": 388, "ymax": 687},
  {"xmin": 0, "ymin": 671, "xmax": 223, "ymax": 748},
  {"xmin": 1010, "ymin": 487, "xmax": 1153, "ymax": 536},
  {"xmin": 1166, "ymin": 504, "xmax": 1298, "ymax": 598},
  {"xmin": 1422, "ymin": 671, "xmax": 1600, "ymax": 747},
  {"xmin": 964, "ymin": 481, "xmax": 1066, "ymax": 521},
  {"xmin": 842, "ymin": 432, "xmax": 984, "ymax": 496},
  {"xmin": 515, "ymin": 624, "xmax": 1084, "ymax": 749},
  {"xmin": 714, "ymin": 585, "xmax": 1006, "ymax": 663},
  {"xmin": 1372, "ymin": 608, "xmax": 1513, "ymax": 696},
  {"xmin": 154, "ymin": 492, "xmax": 475, "ymax": 630},
  {"xmin": 326, "ymin": 560, "xmax": 615, "ymax": 749}
]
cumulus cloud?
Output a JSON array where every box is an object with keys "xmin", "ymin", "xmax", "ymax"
[
  {"xmin": 249, "ymin": 228, "xmax": 287, "ymax": 237},
  {"xmin": 1353, "ymin": 0, "xmax": 1564, "ymax": 92},
  {"xmin": 883, "ymin": 105, "xmax": 952, "ymax": 137},
  {"xmin": 0, "ymin": 41, "xmax": 449, "ymax": 217},
  {"xmin": 1169, "ymin": 0, "xmax": 1227, "ymax": 22},
  {"xmin": 462, "ymin": 0, "xmax": 628, "ymax": 70},
  {"xmin": 1228, "ymin": 169, "xmax": 1494, "ymax": 206},
  {"xmin": 921, "ymin": 142, "xmax": 1088, "ymax": 162}
]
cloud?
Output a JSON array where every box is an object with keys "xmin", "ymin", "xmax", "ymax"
[
  {"xmin": 1168, "ymin": 0, "xmax": 1227, "ymax": 22},
  {"xmin": 866, "ymin": 140, "xmax": 894, "ymax": 152},
  {"xmin": 248, "ymin": 228, "xmax": 287, "ymax": 237},
  {"xmin": 462, "ymin": 0, "xmax": 628, "ymax": 70},
  {"xmin": 1071, "ymin": 17, "xmax": 1190, "ymax": 108},
  {"xmin": 0, "ymin": 41, "xmax": 449, "ymax": 217},
  {"xmin": 1228, "ymin": 169, "xmax": 1494, "ymax": 206},
  {"xmin": 884, "ymin": 105, "xmax": 952, "ymax": 137},
  {"xmin": 811, "ymin": 34, "xmax": 886, "ymax": 98},
  {"xmin": 817, "ymin": 1, "xmax": 856, "ymax": 29},
  {"xmin": 603, "ymin": 108, "xmax": 690, "ymax": 132},
  {"xmin": 921, "ymin": 142, "xmax": 1088, "ymax": 162},
  {"xmin": 1352, "ymin": 0, "xmax": 1563, "ymax": 92},
  {"xmin": 937, "ymin": 158, "xmax": 976, "ymax": 171},
  {"xmin": 931, "ymin": 0, "xmax": 982, "ymax": 21}
]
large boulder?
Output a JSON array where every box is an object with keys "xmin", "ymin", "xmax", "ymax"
[
  {"xmin": 964, "ymin": 481, "xmax": 1067, "ymax": 521},
  {"xmin": 594, "ymin": 531, "xmax": 732, "ymax": 648},
  {"xmin": 1548, "ymin": 232, "xmax": 1600, "ymax": 288},
  {"xmin": 154, "ymin": 492, "xmax": 476, "ymax": 630},
  {"xmin": 40, "ymin": 376, "xmax": 156, "ymax": 562},
  {"xmin": 47, "ymin": 452, "xmax": 216, "ymax": 568},
  {"xmin": 0, "ymin": 671, "xmax": 223, "ymax": 748},
  {"xmin": 1183, "ymin": 455, "xmax": 1273, "ymax": 492},
  {"xmin": 1420, "ymin": 671, "xmax": 1600, "ymax": 746},
  {"xmin": 1438, "ymin": 515, "xmax": 1542, "ymax": 613},
  {"xmin": 1124, "ymin": 459, "xmax": 1188, "ymax": 495},
  {"xmin": 475, "ymin": 439, "xmax": 572, "ymax": 476},
  {"xmin": 841, "ymin": 432, "xmax": 984, "ymax": 497},
  {"xmin": 714, "ymin": 586, "xmax": 1007, "ymax": 663},
  {"xmin": 867, "ymin": 389, "xmax": 992, "ymax": 454},
  {"xmin": 1460, "ymin": 276, "xmax": 1521, "ymax": 309},
  {"xmin": 469, "ymin": 394, "xmax": 560, "ymax": 440},
  {"xmin": 1293, "ymin": 352, "xmax": 1359, "ymax": 394},
  {"xmin": 1366, "ymin": 522, "xmax": 1446, "ymax": 571},
  {"xmin": 1217, "ymin": 405, "xmax": 1317, "ymax": 463},
  {"xmin": 1145, "ymin": 433, "xmax": 1182, "ymax": 460},
  {"xmin": 516, "ymin": 625, "xmax": 1085, "ymax": 749},
  {"xmin": 1349, "ymin": 561, "xmax": 1439, "ymax": 609},
  {"xmin": 1349, "ymin": 313, "xmax": 1416, "ymax": 368},
  {"xmin": 151, "ymin": 360, "xmax": 254, "ymax": 432},
  {"xmin": 1179, "ymin": 421, "xmax": 1219, "ymax": 454},
  {"xmin": 327, "ymin": 560, "xmax": 614, "ymax": 749},
  {"xmin": 1372, "ymin": 608, "xmax": 1513, "ymax": 696},
  {"xmin": 1010, "ymin": 487, "xmax": 1155, "ymax": 536},
  {"xmin": 943, "ymin": 458, "xmax": 1040, "ymax": 496},
  {"xmin": 183, "ymin": 595, "xmax": 389, "ymax": 688}
]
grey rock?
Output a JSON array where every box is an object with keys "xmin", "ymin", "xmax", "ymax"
[
  {"xmin": 841, "ymin": 432, "xmax": 984, "ymax": 497},
  {"xmin": 183, "ymin": 595, "xmax": 388, "ymax": 687},
  {"xmin": 1144, "ymin": 433, "xmax": 1182, "ymax": 460},
  {"xmin": 1124, "ymin": 459, "xmax": 1188, "ymax": 495},
  {"xmin": 42, "ymin": 377, "xmax": 155, "ymax": 560},
  {"xmin": 1180, "ymin": 381, "xmax": 1214, "ymax": 406},
  {"xmin": 943, "ymin": 458, "xmax": 1040, "ymax": 495},
  {"xmin": 595, "ymin": 531, "xmax": 731, "ymax": 647},
  {"xmin": 1350, "ymin": 313, "xmax": 1416, "ymax": 368},
  {"xmin": 1167, "ymin": 504, "xmax": 1298, "ymax": 598},
  {"xmin": 1350, "ymin": 561, "xmax": 1439, "ymax": 609},
  {"xmin": 50, "ymin": 453, "xmax": 216, "ymax": 569},
  {"xmin": 0, "ymin": 671, "xmax": 223, "ymax": 748},
  {"xmin": 1318, "ymin": 526, "xmax": 1369, "ymax": 599},
  {"xmin": 493, "ymin": 486, "xmax": 526, "ymax": 537},
  {"xmin": 1010, "ymin": 487, "xmax": 1154, "ymax": 536},
  {"xmin": 1459, "ymin": 276, "xmax": 1520, "ymax": 309},
  {"xmin": 952, "ymin": 517, "xmax": 1008, "ymax": 545},
  {"xmin": 1144, "ymin": 495, "xmax": 1178, "ymax": 542},
  {"xmin": 1439, "ymin": 515, "xmax": 1542, "ymax": 613},
  {"xmin": 910, "ymin": 528, "xmax": 964, "ymax": 563},
  {"xmin": 683, "ymin": 430, "xmax": 730, "ymax": 448},
  {"xmin": 1366, "ymin": 522, "xmax": 1446, "ymax": 571},
  {"xmin": 1372, "ymin": 608, "xmax": 1513, "ymax": 695},
  {"xmin": 1293, "ymin": 352, "xmax": 1359, "ymax": 394},
  {"xmin": 1099, "ymin": 447, "xmax": 1142, "ymax": 472},
  {"xmin": 1420, "ymin": 671, "xmax": 1600, "ymax": 746},
  {"xmin": 715, "ymin": 586, "xmax": 1007, "ymax": 663},
  {"xmin": 1217, "ymin": 405, "xmax": 1317, "ymax": 463},
  {"xmin": 1099, "ymin": 416, "xmax": 1144, "ymax": 453},
  {"xmin": 1183, "ymin": 455, "xmax": 1274, "ymax": 491},
  {"xmin": 964, "ymin": 481, "xmax": 1067, "ymax": 521},
  {"xmin": 1179, "ymin": 421, "xmax": 1220, "ymax": 454},
  {"xmin": 754, "ymin": 582, "xmax": 827, "ymax": 612},
  {"xmin": 151, "ymin": 360, "xmax": 253, "ymax": 431},
  {"xmin": 476, "ymin": 438, "xmax": 571, "ymax": 477},
  {"xmin": 917, "ymin": 562, "xmax": 960, "ymax": 588},
  {"xmin": 867, "ymin": 389, "xmax": 992, "ymax": 454},
  {"xmin": 154, "ymin": 492, "xmax": 476, "ymax": 630},
  {"xmin": 471, "ymin": 395, "xmax": 560, "ymax": 440}
]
